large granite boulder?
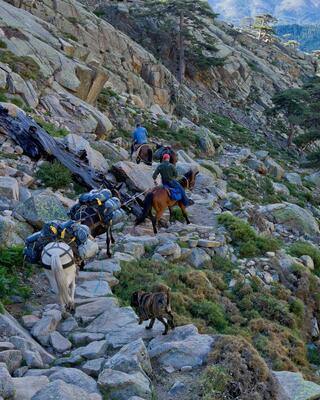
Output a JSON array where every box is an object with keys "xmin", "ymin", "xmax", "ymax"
[
  {"xmin": 14, "ymin": 191, "xmax": 68, "ymax": 229},
  {"xmin": 0, "ymin": 215, "xmax": 33, "ymax": 247},
  {"xmin": 111, "ymin": 161, "xmax": 160, "ymax": 192},
  {"xmin": 264, "ymin": 158, "xmax": 285, "ymax": 180},
  {"xmin": 147, "ymin": 324, "xmax": 214, "ymax": 369},
  {"xmin": 274, "ymin": 371, "xmax": 320, "ymax": 400},
  {"xmin": 48, "ymin": 368, "xmax": 99, "ymax": 395},
  {"xmin": 62, "ymin": 134, "xmax": 108, "ymax": 173},
  {"xmin": 0, "ymin": 176, "xmax": 19, "ymax": 201},
  {"xmin": 12, "ymin": 376, "xmax": 49, "ymax": 400},
  {"xmin": 0, "ymin": 362, "xmax": 14, "ymax": 399},
  {"xmin": 259, "ymin": 203, "xmax": 319, "ymax": 236}
]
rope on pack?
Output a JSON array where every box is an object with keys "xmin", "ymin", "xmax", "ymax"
[{"xmin": 121, "ymin": 188, "xmax": 149, "ymax": 207}]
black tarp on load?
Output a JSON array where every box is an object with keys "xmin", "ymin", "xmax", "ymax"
[{"xmin": 0, "ymin": 105, "xmax": 142, "ymax": 216}]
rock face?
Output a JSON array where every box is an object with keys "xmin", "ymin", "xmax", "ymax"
[
  {"xmin": 14, "ymin": 192, "xmax": 68, "ymax": 229},
  {"xmin": 0, "ymin": 215, "xmax": 33, "ymax": 247},
  {"xmin": 32, "ymin": 379, "xmax": 101, "ymax": 400},
  {"xmin": 147, "ymin": 325, "xmax": 214, "ymax": 369},
  {"xmin": 111, "ymin": 161, "xmax": 160, "ymax": 192},
  {"xmin": 12, "ymin": 376, "xmax": 49, "ymax": 400},
  {"xmin": 259, "ymin": 203, "xmax": 320, "ymax": 236},
  {"xmin": 0, "ymin": 176, "xmax": 19, "ymax": 200},
  {"xmin": 0, "ymin": 363, "xmax": 14, "ymax": 399},
  {"xmin": 274, "ymin": 371, "xmax": 320, "ymax": 400}
]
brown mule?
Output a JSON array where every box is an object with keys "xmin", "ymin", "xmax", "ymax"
[
  {"xmin": 135, "ymin": 144, "xmax": 153, "ymax": 166},
  {"xmin": 135, "ymin": 170, "xmax": 198, "ymax": 234}
]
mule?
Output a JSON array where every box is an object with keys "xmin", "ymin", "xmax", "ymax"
[
  {"xmin": 134, "ymin": 144, "xmax": 153, "ymax": 166},
  {"xmin": 69, "ymin": 205, "xmax": 115, "ymax": 258},
  {"xmin": 41, "ymin": 242, "xmax": 77, "ymax": 314},
  {"xmin": 135, "ymin": 170, "xmax": 198, "ymax": 234}
]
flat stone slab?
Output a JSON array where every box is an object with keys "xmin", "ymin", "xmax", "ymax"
[
  {"xmin": 77, "ymin": 271, "xmax": 118, "ymax": 287},
  {"xmin": 12, "ymin": 376, "xmax": 49, "ymax": 400},
  {"xmin": 85, "ymin": 304, "xmax": 163, "ymax": 348},
  {"xmin": 84, "ymin": 259, "xmax": 120, "ymax": 273},
  {"xmin": 273, "ymin": 371, "xmax": 320, "ymax": 400},
  {"xmin": 75, "ymin": 297, "xmax": 118, "ymax": 322},
  {"xmin": 75, "ymin": 280, "xmax": 113, "ymax": 298}
]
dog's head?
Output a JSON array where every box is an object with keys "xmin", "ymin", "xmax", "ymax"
[{"xmin": 130, "ymin": 291, "xmax": 144, "ymax": 308}]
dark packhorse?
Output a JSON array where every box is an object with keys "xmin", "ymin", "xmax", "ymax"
[
  {"xmin": 135, "ymin": 144, "xmax": 153, "ymax": 166},
  {"xmin": 155, "ymin": 144, "xmax": 177, "ymax": 165},
  {"xmin": 135, "ymin": 170, "xmax": 198, "ymax": 234}
]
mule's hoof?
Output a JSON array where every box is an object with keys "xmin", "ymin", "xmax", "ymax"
[{"xmin": 145, "ymin": 326, "xmax": 152, "ymax": 330}]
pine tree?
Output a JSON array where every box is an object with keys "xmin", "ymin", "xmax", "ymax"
[
  {"xmin": 272, "ymin": 88, "xmax": 309, "ymax": 147},
  {"xmin": 253, "ymin": 14, "xmax": 277, "ymax": 43},
  {"xmin": 135, "ymin": 0, "xmax": 218, "ymax": 83}
]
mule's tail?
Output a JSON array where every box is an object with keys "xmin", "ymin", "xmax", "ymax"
[
  {"xmin": 147, "ymin": 148, "xmax": 153, "ymax": 165},
  {"xmin": 51, "ymin": 254, "xmax": 71, "ymax": 307},
  {"xmin": 135, "ymin": 192, "xmax": 153, "ymax": 226}
]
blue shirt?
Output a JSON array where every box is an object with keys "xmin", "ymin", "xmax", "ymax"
[{"xmin": 133, "ymin": 127, "xmax": 148, "ymax": 144}]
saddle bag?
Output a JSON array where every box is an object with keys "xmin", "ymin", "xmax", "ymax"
[
  {"xmin": 78, "ymin": 238, "xmax": 99, "ymax": 260},
  {"xmin": 41, "ymin": 221, "xmax": 60, "ymax": 240},
  {"xmin": 103, "ymin": 197, "xmax": 121, "ymax": 223},
  {"xmin": 24, "ymin": 232, "xmax": 45, "ymax": 264},
  {"xmin": 79, "ymin": 189, "xmax": 112, "ymax": 207},
  {"xmin": 109, "ymin": 208, "xmax": 127, "ymax": 225}
]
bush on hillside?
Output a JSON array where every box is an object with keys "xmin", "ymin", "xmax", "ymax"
[
  {"xmin": 0, "ymin": 246, "xmax": 33, "ymax": 304},
  {"xmin": 0, "ymin": 50, "xmax": 40, "ymax": 80},
  {"xmin": 218, "ymin": 213, "xmax": 281, "ymax": 257},
  {"xmin": 288, "ymin": 241, "xmax": 320, "ymax": 275},
  {"xmin": 37, "ymin": 161, "xmax": 72, "ymax": 190},
  {"xmin": 34, "ymin": 117, "xmax": 69, "ymax": 138}
]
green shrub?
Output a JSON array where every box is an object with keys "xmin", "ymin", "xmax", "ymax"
[
  {"xmin": 34, "ymin": 117, "xmax": 69, "ymax": 138},
  {"xmin": 0, "ymin": 89, "xmax": 7, "ymax": 102},
  {"xmin": 170, "ymin": 207, "xmax": 185, "ymax": 222},
  {"xmin": 0, "ymin": 246, "xmax": 33, "ymax": 303},
  {"xmin": 93, "ymin": 10, "xmax": 105, "ymax": 17},
  {"xmin": 289, "ymin": 241, "xmax": 320, "ymax": 275},
  {"xmin": 37, "ymin": 161, "xmax": 72, "ymax": 190},
  {"xmin": 218, "ymin": 213, "xmax": 281, "ymax": 257},
  {"xmin": 10, "ymin": 97, "xmax": 24, "ymax": 108},
  {"xmin": 191, "ymin": 301, "xmax": 228, "ymax": 332},
  {"xmin": 200, "ymin": 365, "xmax": 231, "ymax": 400},
  {"xmin": 62, "ymin": 32, "xmax": 78, "ymax": 42},
  {"xmin": 308, "ymin": 345, "xmax": 320, "ymax": 366},
  {"xmin": 0, "ymin": 50, "xmax": 40, "ymax": 80},
  {"xmin": 0, "ymin": 40, "xmax": 7, "ymax": 49},
  {"xmin": 211, "ymin": 255, "xmax": 236, "ymax": 272}
]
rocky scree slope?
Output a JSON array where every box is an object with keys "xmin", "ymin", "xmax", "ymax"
[{"xmin": 1, "ymin": 0, "xmax": 320, "ymax": 399}]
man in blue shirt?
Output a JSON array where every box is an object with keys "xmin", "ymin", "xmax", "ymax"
[{"xmin": 130, "ymin": 123, "xmax": 148, "ymax": 160}]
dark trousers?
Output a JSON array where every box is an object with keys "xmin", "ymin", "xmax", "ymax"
[{"xmin": 164, "ymin": 180, "xmax": 189, "ymax": 206}]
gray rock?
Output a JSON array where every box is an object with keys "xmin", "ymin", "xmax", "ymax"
[
  {"xmin": 0, "ymin": 362, "xmax": 14, "ymax": 399},
  {"xmin": 49, "ymin": 368, "xmax": 99, "ymax": 394},
  {"xmin": 54, "ymin": 354, "xmax": 83, "ymax": 367},
  {"xmin": 300, "ymin": 255, "xmax": 314, "ymax": 270},
  {"xmin": 247, "ymin": 159, "xmax": 267, "ymax": 174},
  {"xmin": 156, "ymin": 241, "xmax": 181, "ymax": 258},
  {"xmin": 255, "ymin": 150, "xmax": 269, "ymax": 160},
  {"xmin": 272, "ymin": 182, "xmax": 290, "ymax": 196},
  {"xmin": 0, "ymin": 215, "xmax": 33, "ymax": 247},
  {"xmin": 70, "ymin": 333, "xmax": 105, "ymax": 347},
  {"xmin": 12, "ymin": 376, "xmax": 49, "ymax": 400},
  {"xmin": 305, "ymin": 172, "xmax": 320, "ymax": 186},
  {"xmin": 122, "ymin": 242, "xmax": 145, "ymax": 258},
  {"xmin": 75, "ymin": 297, "xmax": 117, "ymax": 323},
  {"xmin": 0, "ymin": 350, "xmax": 22, "ymax": 373},
  {"xmin": 77, "ymin": 271, "xmax": 118, "ymax": 288},
  {"xmin": 85, "ymin": 303, "xmax": 163, "ymax": 349},
  {"xmin": 98, "ymin": 369, "xmax": 152, "ymax": 400},
  {"xmin": 31, "ymin": 310, "xmax": 62, "ymax": 346},
  {"xmin": 311, "ymin": 318, "xmax": 320, "ymax": 339},
  {"xmin": 0, "ymin": 176, "xmax": 19, "ymax": 200},
  {"xmin": 284, "ymin": 173, "xmax": 302, "ymax": 186},
  {"xmin": 31, "ymin": 379, "xmax": 102, "ymax": 400},
  {"xmin": 0, "ymin": 342, "xmax": 14, "ymax": 351},
  {"xmin": 75, "ymin": 280, "xmax": 112, "ymax": 298},
  {"xmin": 111, "ymin": 161, "xmax": 160, "ymax": 192},
  {"xmin": 264, "ymin": 158, "xmax": 285, "ymax": 180},
  {"xmin": 57, "ymin": 317, "xmax": 78, "ymax": 335},
  {"xmin": 81, "ymin": 358, "xmax": 105, "ymax": 378},
  {"xmin": 198, "ymin": 239, "xmax": 222, "ymax": 248},
  {"xmin": 84, "ymin": 259, "xmax": 120, "ymax": 273},
  {"xmin": 13, "ymin": 366, "xmax": 29, "ymax": 377},
  {"xmin": 148, "ymin": 324, "xmax": 214, "ymax": 369},
  {"xmin": 14, "ymin": 192, "xmax": 68, "ymax": 229},
  {"xmin": 72, "ymin": 340, "xmax": 108, "ymax": 360},
  {"xmin": 259, "ymin": 203, "xmax": 319, "ymax": 235},
  {"xmin": 187, "ymin": 248, "xmax": 211, "ymax": 269},
  {"xmin": 49, "ymin": 331, "xmax": 72, "ymax": 353},
  {"xmin": 273, "ymin": 371, "xmax": 320, "ymax": 400},
  {"xmin": 168, "ymin": 381, "xmax": 187, "ymax": 396},
  {"xmin": 23, "ymin": 350, "xmax": 44, "ymax": 368},
  {"xmin": 151, "ymin": 253, "xmax": 166, "ymax": 263},
  {"xmin": 21, "ymin": 315, "xmax": 40, "ymax": 330},
  {"xmin": 104, "ymin": 339, "xmax": 152, "ymax": 376}
]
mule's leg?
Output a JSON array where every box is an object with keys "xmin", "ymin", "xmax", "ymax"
[
  {"xmin": 178, "ymin": 202, "xmax": 190, "ymax": 224},
  {"xmin": 146, "ymin": 318, "xmax": 155, "ymax": 330},
  {"xmin": 169, "ymin": 207, "xmax": 174, "ymax": 224},
  {"xmin": 106, "ymin": 226, "xmax": 111, "ymax": 258},
  {"xmin": 69, "ymin": 274, "xmax": 76, "ymax": 312},
  {"xmin": 148, "ymin": 210, "xmax": 157, "ymax": 234},
  {"xmin": 167, "ymin": 311, "xmax": 175, "ymax": 330},
  {"xmin": 157, "ymin": 316, "xmax": 169, "ymax": 335},
  {"xmin": 110, "ymin": 226, "xmax": 115, "ymax": 244}
]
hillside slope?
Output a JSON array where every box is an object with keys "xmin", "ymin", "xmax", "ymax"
[{"xmin": 1, "ymin": 1, "xmax": 320, "ymax": 399}]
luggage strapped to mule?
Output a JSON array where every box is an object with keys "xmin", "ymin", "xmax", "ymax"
[{"xmin": 41, "ymin": 242, "xmax": 75, "ymax": 270}]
